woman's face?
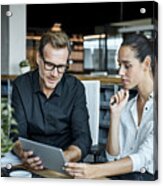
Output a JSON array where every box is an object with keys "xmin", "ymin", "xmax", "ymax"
[{"xmin": 118, "ymin": 46, "xmax": 145, "ymax": 90}]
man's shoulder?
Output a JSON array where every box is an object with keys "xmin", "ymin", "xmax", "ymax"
[
  {"xmin": 13, "ymin": 70, "xmax": 35, "ymax": 85},
  {"xmin": 64, "ymin": 73, "xmax": 83, "ymax": 87}
]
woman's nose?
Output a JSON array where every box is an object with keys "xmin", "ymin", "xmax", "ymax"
[{"xmin": 118, "ymin": 66, "xmax": 126, "ymax": 76}]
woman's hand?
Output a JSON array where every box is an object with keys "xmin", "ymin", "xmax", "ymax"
[
  {"xmin": 64, "ymin": 162, "xmax": 101, "ymax": 179},
  {"xmin": 110, "ymin": 89, "xmax": 129, "ymax": 114}
]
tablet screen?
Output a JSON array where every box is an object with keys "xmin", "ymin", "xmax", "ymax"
[{"xmin": 19, "ymin": 137, "xmax": 67, "ymax": 174}]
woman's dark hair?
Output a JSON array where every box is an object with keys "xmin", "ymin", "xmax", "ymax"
[
  {"xmin": 121, "ymin": 34, "xmax": 154, "ymax": 74},
  {"xmin": 121, "ymin": 34, "xmax": 153, "ymax": 63},
  {"xmin": 39, "ymin": 31, "xmax": 71, "ymax": 58}
]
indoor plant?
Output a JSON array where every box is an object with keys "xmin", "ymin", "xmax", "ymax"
[
  {"xmin": 19, "ymin": 59, "xmax": 30, "ymax": 74},
  {"xmin": 1, "ymin": 98, "xmax": 18, "ymax": 157}
]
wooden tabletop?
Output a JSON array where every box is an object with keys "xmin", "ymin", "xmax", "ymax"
[
  {"xmin": 4, "ymin": 164, "xmax": 109, "ymax": 179},
  {"xmin": 32, "ymin": 168, "xmax": 72, "ymax": 179},
  {"xmin": 8, "ymin": 164, "xmax": 72, "ymax": 179}
]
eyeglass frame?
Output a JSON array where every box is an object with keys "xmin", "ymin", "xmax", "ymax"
[{"xmin": 41, "ymin": 55, "xmax": 69, "ymax": 73}]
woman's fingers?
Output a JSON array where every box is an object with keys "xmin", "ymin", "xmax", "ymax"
[
  {"xmin": 116, "ymin": 90, "xmax": 122, "ymax": 103},
  {"xmin": 64, "ymin": 167, "xmax": 82, "ymax": 174},
  {"xmin": 118, "ymin": 89, "xmax": 126, "ymax": 102},
  {"xmin": 65, "ymin": 170, "xmax": 83, "ymax": 178},
  {"xmin": 110, "ymin": 89, "xmax": 128, "ymax": 105},
  {"xmin": 64, "ymin": 162, "xmax": 84, "ymax": 169},
  {"xmin": 124, "ymin": 89, "xmax": 129, "ymax": 100},
  {"xmin": 64, "ymin": 162, "xmax": 85, "ymax": 173},
  {"xmin": 64, "ymin": 163, "xmax": 86, "ymax": 178},
  {"xmin": 64, "ymin": 163, "xmax": 95, "ymax": 179}
]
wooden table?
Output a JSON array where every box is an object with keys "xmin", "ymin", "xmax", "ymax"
[
  {"xmin": 31, "ymin": 168, "xmax": 72, "ymax": 179},
  {"xmin": 1, "ymin": 164, "xmax": 72, "ymax": 179},
  {"xmin": 2, "ymin": 164, "xmax": 109, "ymax": 179}
]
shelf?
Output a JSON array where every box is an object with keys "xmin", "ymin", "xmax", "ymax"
[
  {"xmin": 69, "ymin": 50, "xmax": 83, "ymax": 61},
  {"xmin": 68, "ymin": 63, "xmax": 83, "ymax": 73},
  {"xmin": 73, "ymin": 46, "xmax": 83, "ymax": 51},
  {"xmin": 70, "ymin": 35, "xmax": 83, "ymax": 43},
  {"xmin": 75, "ymin": 75, "xmax": 121, "ymax": 84},
  {"xmin": 1, "ymin": 75, "xmax": 17, "ymax": 81}
]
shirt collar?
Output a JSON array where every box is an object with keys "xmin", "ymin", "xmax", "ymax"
[
  {"xmin": 32, "ymin": 69, "xmax": 64, "ymax": 97},
  {"xmin": 51, "ymin": 77, "xmax": 64, "ymax": 97},
  {"xmin": 130, "ymin": 91, "xmax": 153, "ymax": 127},
  {"xmin": 148, "ymin": 91, "xmax": 153, "ymax": 100},
  {"xmin": 133, "ymin": 91, "xmax": 153, "ymax": 102}
]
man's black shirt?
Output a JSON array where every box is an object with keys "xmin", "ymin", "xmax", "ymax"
[{"xmin": 11, "ymin": 69, "xmax": 92, "ymax": 159}]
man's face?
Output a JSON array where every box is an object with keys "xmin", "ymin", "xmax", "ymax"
[{"xmin": 37, "ymin": 43, "xmax": 69, "ymax": 94}]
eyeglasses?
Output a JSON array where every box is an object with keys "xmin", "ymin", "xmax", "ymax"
[{"xmin": 42, "ymin": 56, "xmax": 68, "ymax": 73}]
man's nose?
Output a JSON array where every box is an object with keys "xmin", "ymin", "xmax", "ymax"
[{"xmin": 51, "ymin": 67, "xmax": 59, "ymax": 76}]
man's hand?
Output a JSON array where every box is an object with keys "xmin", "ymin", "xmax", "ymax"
[{"xmin": 13, "ymin": 140, "xmax": 44, "ymax": 170}]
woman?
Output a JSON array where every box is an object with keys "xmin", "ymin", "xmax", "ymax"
[{"xmin": 64, "ymin": 34, "xmax": 157, "ymax": 180}]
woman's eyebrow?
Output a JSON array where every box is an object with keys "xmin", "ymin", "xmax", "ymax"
[{"xmin": 117, "ymin": 59, "xmax": 130, "ymax": 64}]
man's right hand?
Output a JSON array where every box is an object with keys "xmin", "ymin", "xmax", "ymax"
[{"xmin": 13, "ymin": 140, "xmax": 44, "ymax": 170}]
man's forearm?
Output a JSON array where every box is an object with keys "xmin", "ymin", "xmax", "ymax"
[
  {"xmin": 64, "ymin": 145, "xmax": 82, "ymax": 162},
  {"xmin": 12, "ymin": 140, "xmax": 24, "ymax": 158}
]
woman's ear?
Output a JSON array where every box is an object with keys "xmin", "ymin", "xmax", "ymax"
[{"xmin": 143, "ymin": 56, "xmax": 152, "ymax": 72}]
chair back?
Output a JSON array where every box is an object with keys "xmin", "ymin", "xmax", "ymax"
[{"xmin": 81, "ymin": 80, "xmax": 100, "ymax": 145}]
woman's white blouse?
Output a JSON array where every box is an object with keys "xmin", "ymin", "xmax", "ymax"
[{"xmin": 106, "ymin": 92, "xmax": 157, "ymax": 175}]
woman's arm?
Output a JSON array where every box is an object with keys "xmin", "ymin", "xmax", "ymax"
[
  {"xmin": 64, "ymin": 156, "xmax": 133, "ymax": 179},
  {"xmin": 106, "ymin": 89, "xmax": 129, "ymax": 155}
]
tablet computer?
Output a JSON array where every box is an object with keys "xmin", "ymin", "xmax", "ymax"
[{"xmin": 19, "ymin": 137, "xmax": 67, "ymax": 174}]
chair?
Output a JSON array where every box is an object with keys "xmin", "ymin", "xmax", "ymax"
[{"xmin": 81, "ymin": 80, "xmax": 101, "ymax": 162}]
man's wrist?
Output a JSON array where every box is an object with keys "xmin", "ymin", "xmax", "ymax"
[{"xmin": 64, "ymin": 145, "xmax": 82, "ymax": 162}]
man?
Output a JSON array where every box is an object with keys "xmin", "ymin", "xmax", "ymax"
[{"xmin": 12, "ymin": 31, "xmax": 92, "ymax": 170}]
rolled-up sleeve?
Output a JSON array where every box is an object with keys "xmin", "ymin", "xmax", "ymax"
[{"xmin": 129, "ymin": 123, "xmax": 154, "ymax": 174}]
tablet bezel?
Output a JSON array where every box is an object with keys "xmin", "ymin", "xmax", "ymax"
[{"xmin": 19, "ymin": 137, "xmax": 67, "ymax": 174}]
